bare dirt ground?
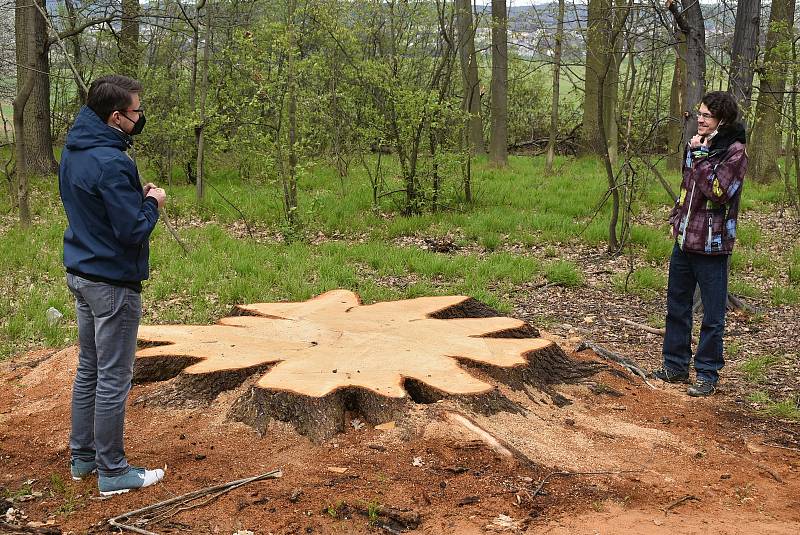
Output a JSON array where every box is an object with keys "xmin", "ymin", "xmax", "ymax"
[{"xmin": 1, "ymin": 335, "xmax": 798, "ymax": 535}]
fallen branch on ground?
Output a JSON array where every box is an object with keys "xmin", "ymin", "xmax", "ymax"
[
  {"xmin": 352, "ymin": 503, "xmax": 421, "ymax": 531},
  {"xmin": 576, "ymin": 341, "xmax": 655, "ymax": 389},
  {"xmin": 663, "ymin": 494, "xmax": 698, "ymax": 514},
  {"xmin": 443, "ymin": 411, "xmax": 536, "ymax": 466},
  {"xmin": 107, "ymin": 468, "xmax": 283, "ymax": 535},
  {"xmin": 762, "ymin": 441, "xmax": 800, "ymax": 453},
  {"xmin": 620, "ymin": 318, "xmax": 698, "ymax": 344}
]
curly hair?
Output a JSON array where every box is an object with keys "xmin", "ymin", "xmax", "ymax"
[{"xmin": 701, "ymin": 91, "xmax": 738, "ymax": 126}]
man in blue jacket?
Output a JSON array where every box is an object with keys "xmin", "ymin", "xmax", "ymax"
[{"xmin": 60, "ymin": 75, "xmax": 167, "ymax": 495}]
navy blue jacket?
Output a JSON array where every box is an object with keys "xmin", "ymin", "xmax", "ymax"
[{"xmin": 60, "ymin": 106, "xmax": 159, "ymax": 289}]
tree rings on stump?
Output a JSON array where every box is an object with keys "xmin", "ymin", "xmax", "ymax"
[{"xmin": 135, "ymin": 290, "xmax": 598, "ymax": 441}]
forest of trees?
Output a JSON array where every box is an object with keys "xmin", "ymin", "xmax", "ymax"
[{"xmin": 2, "ymin": 0, "xmax": 799, "ymax": 251}]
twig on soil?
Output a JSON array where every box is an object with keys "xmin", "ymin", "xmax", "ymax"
[
  {"xmin": 762, "ymin": 441, "xmax": 800, "ymax": 453},
  {"xmin": 159, "ymin": 208, "xmax": 191, "ymax": 256},
  {"xmin": 443, "ymin": 411, "xmax": 536, "ymax": 467},
  {"xmin": 352, "ymin": 503, "xmax": 421, "ymax": 531},
  {"xmin": 576, "ymin": 341, "xmax": 655, "ymax": 389},
  {"xmin": 754, "ymin": 462, "xmax": 784, "ymax": 484},
  {"xmin": 663, "ymin": 494, "xmax": 698, "ymax": 514},
  {"xmin": 620, "ymin": 318, "xmax": 698, "ymax": 345},
  {"xmin": 107, "ymin": 468, "xmax": 283, "ymax": 535}
]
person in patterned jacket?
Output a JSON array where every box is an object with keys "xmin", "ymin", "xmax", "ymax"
[{"xmin": 652, "ymin": 91, "xmax": 747, "ymax": 397}]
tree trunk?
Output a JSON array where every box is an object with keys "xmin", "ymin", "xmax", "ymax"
[
  {"xmin": 749, "ymin": 0, "xmax": 796, "ymax": 184},
  {"xmin": 120, "ymin": 0, "xmax": 141, "ymax": 77},
  {"xmin": 196, "ymin": 1, "xmax": 212, "ymax": 204},
  {"xmin": 13, "ymin": 3, "xmax": 38, "ymax": 227},
  {"xmin": 15, "ymin": 0, "xmax": 57, "ymax": 176},
  {"xmin": 284, "ymin": 0, "xmax": 299, "ymax": 228},
  {"xmin": 582, "ymin": 0, "xmax": 608, "ymax": 155},
  {"xmin": 667, "ymin": 34, "xmax": 687, "ymax": 170},
  {"xmin": 64, "ymin": 0, "xmax": 86, "ymax": 104},
  {"xmin": 666, "ymin": 0, "xmax": 706, "ymax": 151},
  {"xmin": 189, "ymin": 0, "xmax": 207, "ymax": 109},
  {"xmin": 456, "ymin": 0, "xmax": 484, "ymax": 155},
  {"xmin": 727, "ymin": 0, "xmax": 759, "ymax": 118},
  {"xmin": 545, "ymin": 0, "xmax": 565, "ymax": 173},
  {"xmin": 489, "ymin": 0, "xmax": 508, "ymax": 166},
  {"xmin": 583, "ymin": 0, "xmax": 620, "ymax": 160},
  {"xmin": 596, "ymin": 0, "xmax": 630, "ymax": 252},
  {"xmin": 133, "ymin": 291, "xmax": 596, "ymax": 443}
]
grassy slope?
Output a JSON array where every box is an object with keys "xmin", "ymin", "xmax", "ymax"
[{"xmin": 0, "ymin": 154, "xmax": 794, "ymax": 363}]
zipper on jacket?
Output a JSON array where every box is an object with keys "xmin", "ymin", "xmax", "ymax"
[
  {"xmin": 679, "ymin": 181, "xmax": 696, "ymax": 251},
  {"xmin": 706, "ymin": 214, "xmax": 713, "ymax": 252}
]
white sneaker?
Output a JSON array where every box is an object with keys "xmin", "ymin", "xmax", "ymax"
[{"xmin": 98, "ymin": 466, "xmax": 165, "ymax": 496}]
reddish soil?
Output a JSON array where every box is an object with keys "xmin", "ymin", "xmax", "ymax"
[{"xmin": 1, "ymin": 341, "xmax": 798, "ymax": 535}]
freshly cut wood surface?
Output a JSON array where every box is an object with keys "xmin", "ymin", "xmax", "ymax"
[{"xmin": 137, "ymin": 289, "xmax": 554, "ymax": 398}]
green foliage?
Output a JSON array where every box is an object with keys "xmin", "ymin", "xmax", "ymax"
[
  {"xmin": 739, "ymin": 354, "xmax": 781, "ymax": 383},
  {"xmin": 789, "ymin": 246, "xmax": 800, "ymax": 285},
  {"xmin": 613, "ymin": 266, "xmax": 666, "ymax": 295},
  {"xmin": 747, "ymin": 391, "xmax": 800, "ymax": 421},
  {"xmin": 770, "ymin": 285, "xmax": 800, "ymax": 306},
  {"xmin": 0, "ymin": 219, "xmax": 75, "ymax": 359},
  {"xmin": 49, "ymin": 473, "xmax": 84, "ymax": 515},
  {"xmin": 544, "ymin": 260, "xmax": 583, "ymax": 287}
]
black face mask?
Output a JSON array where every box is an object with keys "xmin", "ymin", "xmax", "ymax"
[{"xmin": 120, "ymin": 110, "xmax": 146, "ymax": 136}]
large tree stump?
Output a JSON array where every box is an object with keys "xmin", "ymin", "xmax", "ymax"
[{"xmin": 135, "ymin": 290, "xmax": 598, "ymax": 441}]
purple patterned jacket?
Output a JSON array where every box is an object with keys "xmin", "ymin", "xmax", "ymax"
[{"xmin": 670, "ymin": 124, "xmax": 748, "ymax": 255}]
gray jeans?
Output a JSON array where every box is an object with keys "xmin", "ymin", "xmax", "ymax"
[{"xmin": 67, "ymin": 273, "xmax": 141, "ymax": 476}]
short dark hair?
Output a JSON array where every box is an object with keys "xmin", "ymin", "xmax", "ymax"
[
  {"xmin": 86, "ymin": 75, "xmax": 143, "ymax": 122},
  {"xmin": 701, "ymin": 91, "xmax": 738, "ymax": 125}
]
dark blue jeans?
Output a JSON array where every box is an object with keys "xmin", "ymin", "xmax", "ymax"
[
  {"xmin": 67, "ymin": 274, "xmax": 141, "ymax": 476},
  {"xmin": 662, "ymin": 243, "xmax": 728, "ymax": 383}
]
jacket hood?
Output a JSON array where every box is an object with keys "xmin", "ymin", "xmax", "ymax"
[
  {"xmin": 65, "ymin": 106, "xmax": 133, "ymax": 151},
  {"xmin": 710, "ymin": 121, "xmax": 746, "ymax": 153}
]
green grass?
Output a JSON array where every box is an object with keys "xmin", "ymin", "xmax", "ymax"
[
  {"xmin": 770, "ymin": 285, "xmax": 800, "ymax": 306},
  {"xmin": 738, "ymin": 354, "xmax": 781, "ymax": 383},
  {"xmin": 613, "ymin": 266, "xmax": 667, "ymax": 295},
  {"xmin": 789, "ymin": 246, "xmax": 800, "ymax": 285},
  {"xmin": 747, "ymin": 391, "xmax": 800, "ymax": 421},
  {"xmin": 544, "ymin": 260, "xmax": 583, "ymax": 287},
  {"xmin": 1, "ymin": 151, "xmax": 797, "ymax": 366}
]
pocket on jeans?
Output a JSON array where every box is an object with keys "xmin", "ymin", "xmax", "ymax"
[
  {"xmin": 82, "ymin": 283, "xmax": 115, "ymax": 318},
  {"xmin": 124, "ymin": 289, "xmax": 142, "ymax": 321}
]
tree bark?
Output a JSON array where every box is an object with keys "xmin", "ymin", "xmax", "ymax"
[
  {"xmin": 749, "ymin": 0, "xmax": 796, "ymax": 183},
  {"xmin": 582, "ymin": 0, "xmax": 620, "ymax": 161},
  {"xmin": 489, "ymin": 0, "xmax": 508, "ymax": 166},
  {"xmin": 667, "ymin": 33, "xmax": 686, "ymax": 170},
  {"xmin": 196, "ymin": 1, "xmax": 212, "ymax": 204},
  {"xmin": 582, "ymin": 0, "xmax": 607, "ymax": 155},
  {"xmin": 13, "ymin": 3, "xmax": 38, "ymax": 227},
  {"xmin": 120, "ymin": 0, "xmax": 141, "ymax": 77},
  {"xmin": 15, "ymin": 0, "xmax": 57, "ymax": 176},
  {"xmin": 284, "ymin": 0, "xmax": 299, "ymax": 228},
  {"xmin": 189, "ymin": 0, "xmax": 208, "ymax": 110},
  {"xmin": 666, "ymin": 0, "xmax": 706, "ymax": 151},
  {"xmin": 64, "ymin": 0, "xmax": 86, "ymax": 104},
  {"xmin": 727, "ymin": 0, "xmax": 759, "ymax": 118},
  {"xmin": 545, "ymin": 0, "xmax": 565, "ymax": 173},
  {"xmin": 456, "ymin": 0, "xmax": 485, "ymax": 155}
]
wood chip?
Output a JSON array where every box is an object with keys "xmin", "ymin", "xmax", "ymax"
[
  {"xmin": 327, "ymin": 466, "xmax": 348, "ymax": 474},
  {"xmin": 375, "ymin": 421, "xmax": 396, "ymax": 431},
  {"xmin": 457, "ymin": 496, "xmax": 480, "ymax": 506}
]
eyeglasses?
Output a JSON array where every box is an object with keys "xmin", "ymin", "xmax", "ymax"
[
  {"xmin": 696, "ymin": 111, "xmax": 715, "ymax": 120},
  {"xmin": 118, "ymin": 107, "xmax": 144, "ymax": 115}
]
